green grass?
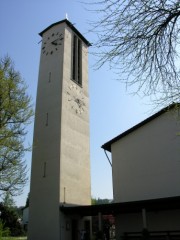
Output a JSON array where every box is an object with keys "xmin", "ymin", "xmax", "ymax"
[{"xmin": 2, "ymin": 237, "xmax": 27, "ymax": 240}]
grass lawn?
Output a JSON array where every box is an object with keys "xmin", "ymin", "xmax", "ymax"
[{"xmin": 2, "ymin": 238, "xmax": 27, "ymax": 240}]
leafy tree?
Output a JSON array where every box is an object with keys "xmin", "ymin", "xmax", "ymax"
[
  {"xmin": 0, "ymin": 56, "xmax": 33, "ymax": 196},
  {"xmin": 89, "ymin": 0, "xmax": 180, "ymax": 105},
  {"xmin": 0, "ymin": 203, "xmax": 24, "ymax": 236},
  {"xmin": 2, "ymin": 192, "xmax": 23, "ymax": 219},
  {"xmin": 25, "ymin": 192, "xmax": 29, "ymax": 208},
  {"xmin": 2, "ymin": 192, "xmax": 15, "ymax": 209},
  {"xmin": 91, "ymin": 197, "xmax": 112, "ymax": 205}
]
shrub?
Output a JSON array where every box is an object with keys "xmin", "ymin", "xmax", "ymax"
[{"xmin": 0, "ymin": 220, "xmax": 10, "ymax": 239}]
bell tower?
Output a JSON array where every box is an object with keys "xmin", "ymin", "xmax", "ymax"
[{"xmin": 28, "ymin": 19, "xmax": 91, "ymax": 240}]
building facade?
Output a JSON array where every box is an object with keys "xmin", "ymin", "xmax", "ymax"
[
  {"xmin": 28, "ymin": 19, "xmax": 91, "ymax": 240},
  {"xmin": 102, "ymin": 104, "xmax": 180, "ymax": 239}
]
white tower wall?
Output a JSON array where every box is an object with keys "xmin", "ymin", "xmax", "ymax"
[{"xmin": 28, "ymin": 20, "xmax": 91, "ymax": 240}]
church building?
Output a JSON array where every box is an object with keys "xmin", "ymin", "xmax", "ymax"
[
  {"xmin": 28, "ymin": 19, "xmax": 91, "ymax": 240},
  {"xmin": 28, "ymin": 18, "xmax": 180, "ymax": 240}
]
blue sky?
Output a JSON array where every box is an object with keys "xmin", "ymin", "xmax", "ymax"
[{"xmin": 0, "ymin": 0, "xmax": 154, "ymax": 206}]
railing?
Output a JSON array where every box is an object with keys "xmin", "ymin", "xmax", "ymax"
[{"xmin": 122, "ymin": 230, "xmax": 180, "ymax": 240}]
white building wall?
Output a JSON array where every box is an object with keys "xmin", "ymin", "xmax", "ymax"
[{"xmin": 112, "ymin": 109, "xmax": 180, "ymax": 203}]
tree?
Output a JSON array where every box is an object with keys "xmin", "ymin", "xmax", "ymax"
[
  {"xmin": 0, "ymin": 56, "xmax": 33, "ymax": 196},
  {"xmin": 2, "ymin": 192, "xmax": 24, "ymax": 220},
  {"xmin": 89, "ymin": 0, "xmax": 180, "ymax": 105},
  {"xmin": 0, "ymin": 220, "xmax": 10, "ymax": 239},
  {"xmin": 91, "ymin": 197, "xmax": 112, "ymax": 205},
  {"xmin": 0, "ymin": 203, "xmax": 24, "ymax": 236},
  {"xmin": 24, "ymin": 192, "xmax": 30, "ymax": 208},
  {"xmin": 2, "ymin": 192, "xmax": 15, "ymax": 209}
]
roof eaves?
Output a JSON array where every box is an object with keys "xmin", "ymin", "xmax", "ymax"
[
  {"xmin": 60, "ymin": 196, "xmax": 180, "ymax": 216},
  {"xmin": 102, "ymin": 102, "xmax": 180, "ymax": 152},
  {"xmin": 39, "ymin": 19, "xmax": 91, "ymax": 47}
]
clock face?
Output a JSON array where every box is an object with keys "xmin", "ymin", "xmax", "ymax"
[
  {"xmin": 66, "ymin": 84, "xmax": 85, "ymax": 115},
  {"xmin": 42, "ymin": 32, "xmax": 63, "ymax": 56}
]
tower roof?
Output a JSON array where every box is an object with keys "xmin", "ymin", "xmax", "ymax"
[{"xmin": 39, "ymin": 19, "xmax": 91, "ymax": 47}]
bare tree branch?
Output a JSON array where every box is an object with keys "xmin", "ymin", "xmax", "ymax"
[{"xmin": 88, "ymin": 0, "xmax": 180, "ymax": 105}]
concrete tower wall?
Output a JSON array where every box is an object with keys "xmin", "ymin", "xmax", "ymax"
[
  {"xmin": 60, "ymin": 26, "xmax": 91, "ymax": 205},
  {"xmin": 28, "ymin": 21, "xmax": 91, "ymax": 240}
]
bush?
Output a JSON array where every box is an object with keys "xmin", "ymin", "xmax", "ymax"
[
  {"xmin": 0, "ymin": 203, "xmax": 25, "ymax": 236},
  {"xmin": 0, "ymin": 220, "xmax": 10, "ymax": 239}
]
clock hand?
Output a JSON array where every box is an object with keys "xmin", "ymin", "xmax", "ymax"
[
  {"xmin": 51, "ymin": 37, "xmax": 63, "ymax": 45},
  {"xmin": 51, "ymin": 41, "xmax": 58, "ymax": 46}
]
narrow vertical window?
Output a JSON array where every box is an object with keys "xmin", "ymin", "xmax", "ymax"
[
  {"xmin": 72, "ymin": 35, "xmax": 76, "ymax": 81},
  {"xmin": 46, "ymin": 113, "xmax": 48, "ymax": 126},
  {"xmin": 78, "ymin": 39, "xmax": 82, "ymax": 84},
  {"xmin": 72, "ymin": 34, "xmax": 82, "ymax": 86},
  {"xmin": 48, "ymin": 72, "xmax": 51, "ymax": 82},
  {"xmin": 43, "ymin": 162, "xmax": 46, "ymax": 178}
]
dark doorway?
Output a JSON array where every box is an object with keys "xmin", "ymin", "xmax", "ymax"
[
  {"xmin": 84, "ymin": 220, "xmax": 90, "ymax": 240},
  {"xmin": 72, "ymin": 219, "xmax": 78, "ymax": 240}
]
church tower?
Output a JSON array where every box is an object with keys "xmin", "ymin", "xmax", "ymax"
[{"xmin": 28, "ymin": 19, "xmax": 91, "ymax": 240}]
